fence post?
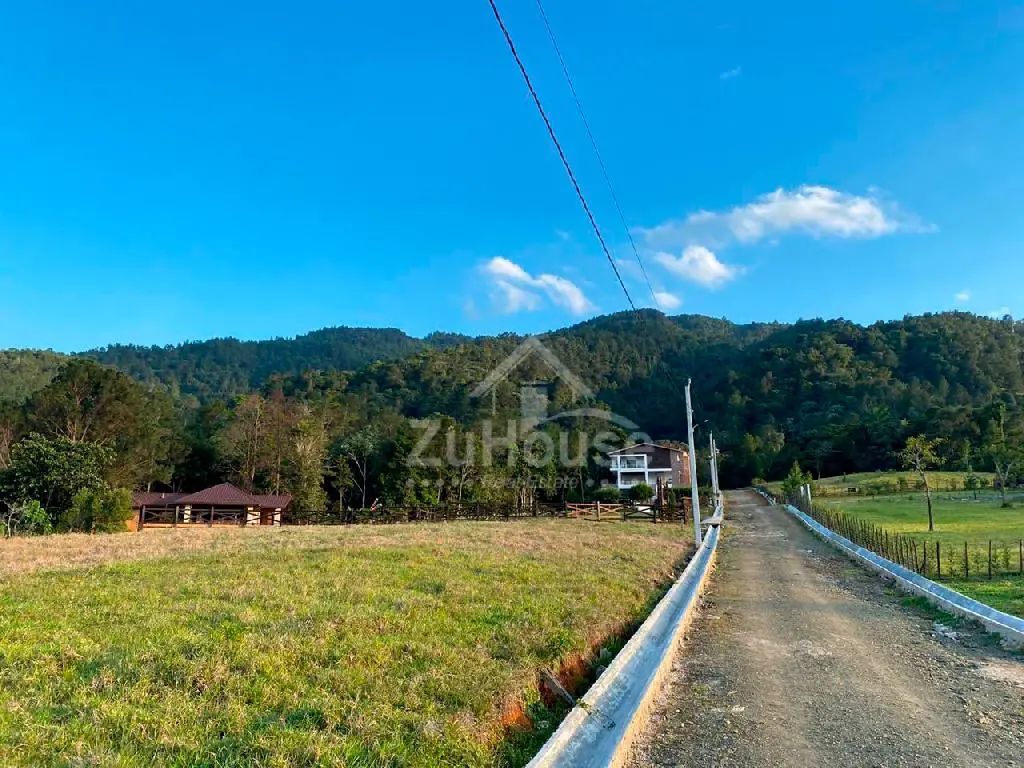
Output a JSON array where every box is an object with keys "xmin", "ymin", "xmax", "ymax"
[
  {"xmin": 964, "ymin": 541, "xmax": 969, "ymax": 580},
  {"xmin": 936, "ymin": 541, "xmax": 941, "ymax": 579}
]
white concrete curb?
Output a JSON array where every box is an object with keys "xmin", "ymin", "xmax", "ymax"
[
  {"xmin": 781, "ymin": 503, "xmax": 1024, "ymax": 649},
  {"xmin": 526, "ymin": 522, "xmax": 721, "ymax": 768}
]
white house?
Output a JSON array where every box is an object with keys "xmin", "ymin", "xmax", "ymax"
[{"xmin": 607, "ymin": 442, "xmax": 690, "ymax": 491}]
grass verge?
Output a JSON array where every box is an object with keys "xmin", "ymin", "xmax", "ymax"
[{"xmin": 0, "ymin": 521, "xmax": 690, "ymax": 767}]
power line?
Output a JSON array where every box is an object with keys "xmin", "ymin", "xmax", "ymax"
[
  {"xmin": 533, "ymin": 0, "xmax": 662, "ymax": 311},
  {"xmin": 487, "ymin": 0, "xmax": 693, "ymax": 421},
  {"xmin": 485, "ymin": 0, "xmax": 637, "ymax": 313},
  {"xmin": 525, "ymin": 0, "xmax": 692, "ymax": 410}
]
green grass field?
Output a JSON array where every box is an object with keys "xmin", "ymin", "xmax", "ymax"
[
  {"xmin": 0, "ymin": 521, "xmax": 690, "ymax": 767},
  {"xmin": 827, "ymin": 493, "xmax": 1024, "ymax": 544},
  {"xmin": 766, "ymin": 470, "xmax": 998, "ymax": 497},
  {"xmin": 825, "ymin": 493, "xmax": 1024, "ymax": 618}
]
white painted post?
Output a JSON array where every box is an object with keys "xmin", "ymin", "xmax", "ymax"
[{"xmin": 685, "ymin": 380, "xmax": 702, "ymax": 546}]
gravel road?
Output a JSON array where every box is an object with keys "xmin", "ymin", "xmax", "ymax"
[{"xmin": 628, "ymin": 490, "xmax": 1024, "ymax": 768}]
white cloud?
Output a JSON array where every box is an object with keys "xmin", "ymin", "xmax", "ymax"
[
  {"xmin": 484, "ymin": 256, "xmax": 533, "ymax": 283},
  {"xmin": 534, "ymin": 273, "xmax": 593, "ymax": 314},
  {"xmin": 639, "ymin": 185, "xmax": 932, "ymax": 252},
  {"xmin": 490, "ymin": 280, "xmax": 541, "ymax": 314},
  {"xmin": 720, "ymin": 66, "xmax": 742, "ymax": 80},
  {"xmin": 637, "ymin": 186, "xmax": 931, "ymax": 291},
  {"xmin": 955, "ymin": 290, "xmax": 971, "ymax": 304},
  {"xmin": 481, "ymin": 257, "xmax": 594, "ymax": 316},
  {"xmin": 654, "ymin": 245, "xmax": 740, "ymax": 289},
  {"xmin": 653, "ymin": 290, "xmax": 682, "ymax": 310}
]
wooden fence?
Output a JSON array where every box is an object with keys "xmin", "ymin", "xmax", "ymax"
[
  {"xmin": 284, "ymin": 501, "xmax": 564, "ymax": 526},
  {"xmin": 284, "ymin": 499, "xmax": 691, "ymax": 527},
  {"xmin": 564, "ymin": 499, "xmax": 691, "ymax": 523}
]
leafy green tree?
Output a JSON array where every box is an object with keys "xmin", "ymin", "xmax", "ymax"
[
  {"xmin": 62, "ymin": 487, "xmax": 134, "ymax": 533},
  {"xmin": 628, "ymin": 482, "xmax": 654, "ymax": 502},
  {"xmin": 983, "ymin": 405, "xmax": 1023, "ymax": 507},
  {"xmin": 336, "ymin": 427, "xmax": 382, "ymax": 509},
  {"xmin": 0, "ymin": 434, "xmax": 114, "ymax": 522},
  {"xmin": 899, "ymin": 435, "xmax": 943, "ymax": 531},
  {"xmin": 288, "ymin": 408, "xmax": 328, "ymax": 512},
  {"xmin": 24, "ymin": 359, "xmax": 178, "ymax": 489}
]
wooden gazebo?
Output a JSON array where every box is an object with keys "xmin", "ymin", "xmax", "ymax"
[{"xmin": 131, "ymin": 483, "xmax": 292, "ymax": 530}]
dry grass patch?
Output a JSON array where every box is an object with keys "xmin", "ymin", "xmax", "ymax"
[{"xmin": 0, "ymin": 520, "xmax": 690, "ymax": 767}]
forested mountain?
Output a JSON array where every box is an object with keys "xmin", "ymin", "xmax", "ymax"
[
  {"xmin": 286, "ymin": 311, "xmax": 1024, "ymax": 485},
  {"xmin": 82, "ymin": 327, "xmax": 474, "ymax": 401},
  {"xmin": 3, "ymin": 310, "xmax": 1024, "ymax": 526}
]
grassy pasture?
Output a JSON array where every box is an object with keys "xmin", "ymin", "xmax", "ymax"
[
  {"xmin": 766, "ymin": 470, "xmax": 997, "ymax": 497},
  {"xmin": 0, "ymin": 521, "xmax": 690, "ymax": 767},
  {"xmin": 827, "ymin": 493, "xmax": 1024, "ymax": 544},
  {"xmin": 825, "ymin": 494, "xmax": 1024, "ymax": 618}
]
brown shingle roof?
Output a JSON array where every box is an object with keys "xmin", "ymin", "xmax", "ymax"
[
  {"xmin": 176, "ymin": 483, "xmax": 260, "ymax": 507},
  {"xmin": 132, "ymin": 491, "xmax": 185, "ymax": 508},
  {"xmin": 134, "ymin": 484, "xmax": 294, "ymax": 509},
  {"xmin": 607, "ymin": 442, "xmax": 687, "ymax": 455},
  {"xmin": 252, "ymin": 494, "xmax": 292, "ymax": 510}
]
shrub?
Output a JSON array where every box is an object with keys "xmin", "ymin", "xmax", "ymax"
[
  {"xmin": 781, "ymin": 462, "xmax": 814, "ymax": 499},
  {"xmin": 62, "ymin": 487, "xmax": 134, "ymax": 533},
  {"xmin": 628, "ymin": 483, "xmax": 654, "ymax": 502},
  {"xmin": 1, "ymin": 500, "xmax": 52, "ymax": 537},
  {"xmin": 592, "ymin": 486, "xmax": 621, "ymax": 503}
]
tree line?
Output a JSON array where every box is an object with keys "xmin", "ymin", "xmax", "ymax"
[{"xmin": 2, "ymin": 310, "xmax": 1024, "ymax": 535}]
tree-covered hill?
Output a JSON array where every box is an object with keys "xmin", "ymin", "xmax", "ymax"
[
  {"xmin": 4, "ymin": 311, "xmax": 1024, "ymax": 500},
  {"xmin": 310, "ymin": 311, "xmax": 1024, "ymax": 484},
  {"xmin": 82, "ymin": 327, "xmax": 474, "ymax": 401}
]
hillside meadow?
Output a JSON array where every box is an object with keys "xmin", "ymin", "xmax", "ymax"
[{"xmin": 0, "ymin": 520, "xmax": 690, "ymax": 767}]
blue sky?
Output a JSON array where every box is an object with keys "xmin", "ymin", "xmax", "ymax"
[{"xmin": 2, "ymin": 1, "xmax": 1023, "ymax": 351}]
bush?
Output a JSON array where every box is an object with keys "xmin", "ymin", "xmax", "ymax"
[
  {"xmin": 62, "ymin": 487, "xmax": 134, "ymax": 533},
  {"xmin": 781, "ymin": 462, "xmax": 814, "ymax": 499},
  {"xmin": 628, "ymin": 483, "xmax": 654, "ymax": 502},
  {"xmin": 1, "ymin": 500, "xmax": 52, "ymax": 537},
  {"xmin": 592, "ymin": 486, "xmax": 621, "ymax": 503}
]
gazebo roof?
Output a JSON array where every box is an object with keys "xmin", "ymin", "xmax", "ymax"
[
  {"xmin": 176, "ymin": 483, "xmax": 263, "ymax": 506},
  {"xmin": 133, "ymin": 483, "xmax": 293, "ymax": 509}
]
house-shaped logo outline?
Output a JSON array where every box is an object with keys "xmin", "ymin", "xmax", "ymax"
[{"xmin": 469, "ymin": 336, "xmax": 595, "ymax": 402}]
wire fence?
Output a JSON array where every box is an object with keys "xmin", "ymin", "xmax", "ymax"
[{"xmin": 756, "ymin": 486, "xmax": 1024, "ymax": 583}]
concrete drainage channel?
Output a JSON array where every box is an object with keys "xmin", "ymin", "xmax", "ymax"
[
  {"xmin": 751, "ymin": 490, "xmax": 1024, "ymax": 649},
  {"xmin": 527, "ymin": 521, "xmax": 721, "ymax": 768}
]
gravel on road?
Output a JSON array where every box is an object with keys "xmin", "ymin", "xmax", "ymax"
[{"xmin": 627, "ymin": 490, "xmax": 1024, "ymax": 768}]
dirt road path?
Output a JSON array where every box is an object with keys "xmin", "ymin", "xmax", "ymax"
[{"xmin": 628, "ymin": 490, "xmax": 1024, "ymax": 768}]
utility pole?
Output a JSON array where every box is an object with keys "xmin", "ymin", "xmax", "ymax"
[
  {"xmin": 709, "ymin": 432, "xmax": 720, "ymax": 511},
  {"xmin": 685, "ymin": 379, "xmax": 702, "ymax": 546}
]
